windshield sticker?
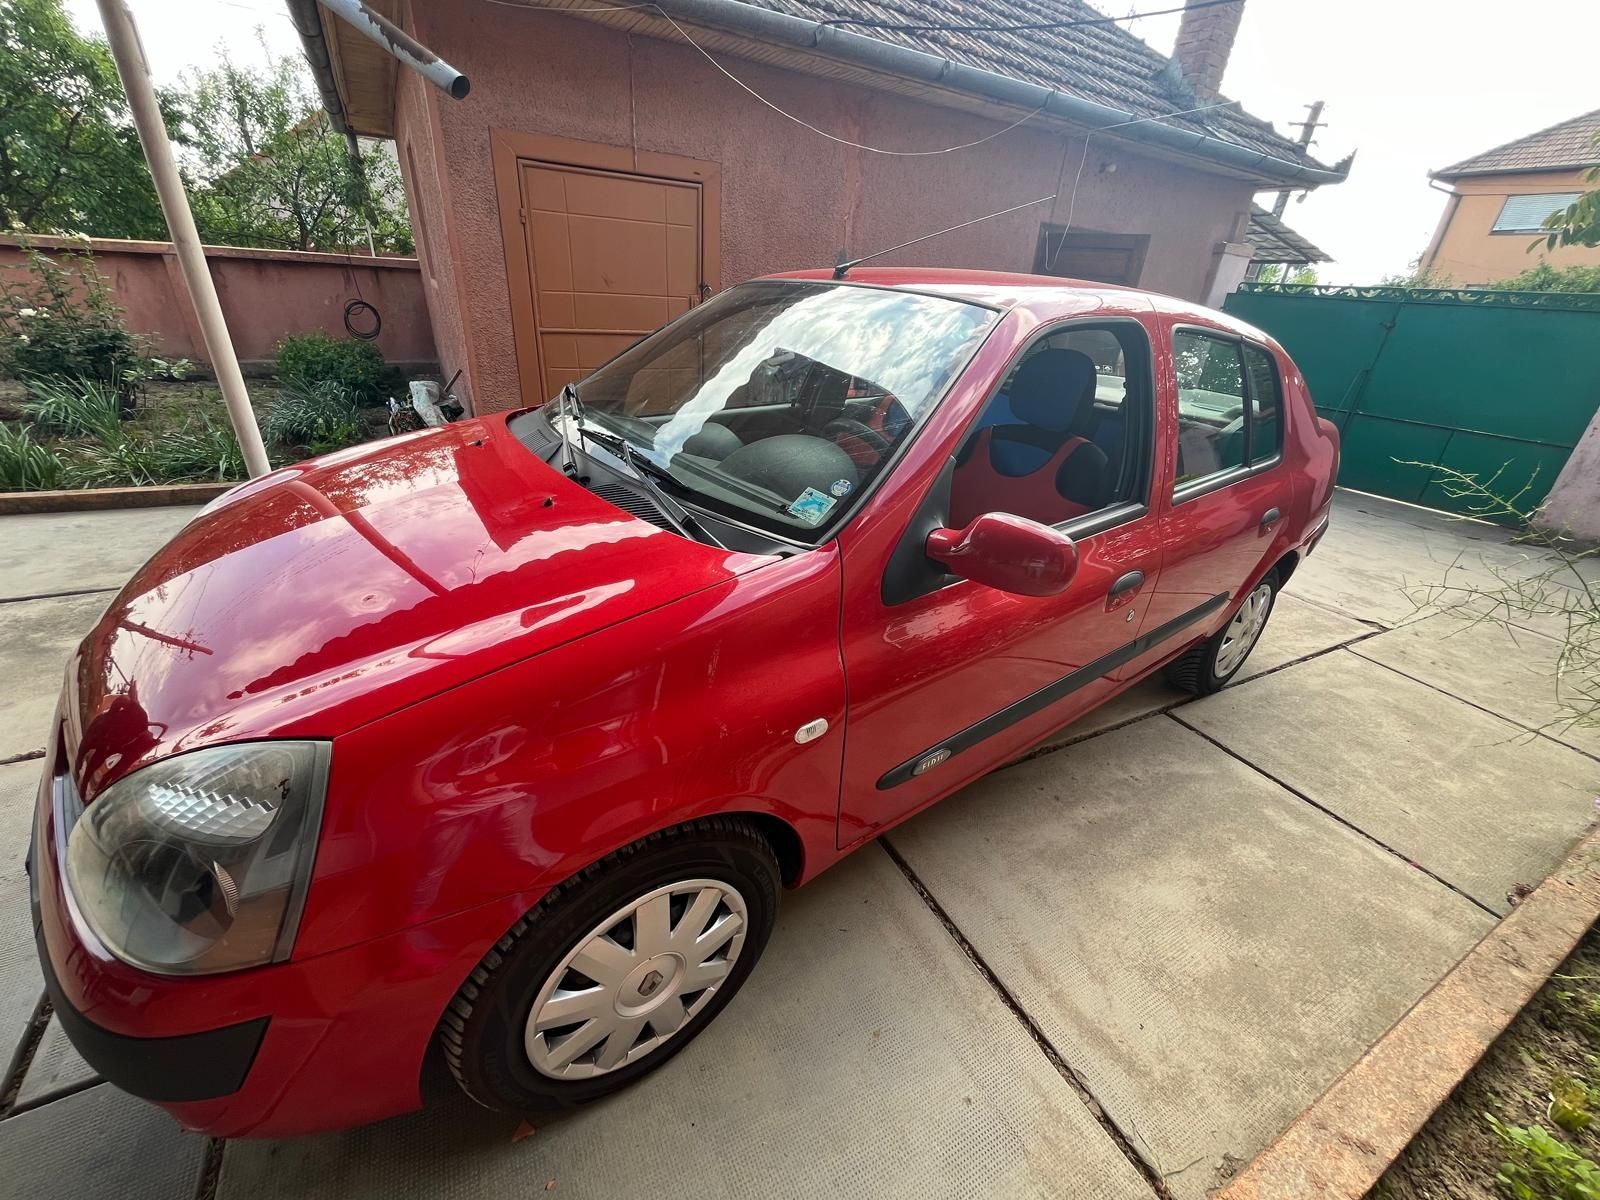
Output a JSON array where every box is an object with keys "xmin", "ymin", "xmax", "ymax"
[
  {"xmin": 787, "ymin": 487, "xmax": 837, "ymax": 526},
  {"xmin": 829, "ymin": 478, "xmax": 853, "ymax": 498}
]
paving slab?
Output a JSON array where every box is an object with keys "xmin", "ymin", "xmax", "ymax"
[
  {"xmin": 218, "ymin": 846, "xmax": 1152, "ymax": 1200},
  {"xmin": 887, "ymin": 718, "xmax": 1494, "ymax": 1200},
  {"xmin": 0, "ymin": 1083, "xmax": 207, "ymax": 1200},
  {"xmin": 1181, "ymin": 651, "xmax": 1598, "ymax": 913},
  {"xmin": 0, "ymin": 594, "xmax": 107, "ymax": 762},
  {"xmin": 1237, "ymin": 592, "xmax": 1373, "ymax": 681},
  {"xmin": 1026, "ymin": 592, "xmax": 1374, "ymax": 759},
  {"xmin": 0, "ymin": 505, "xmax": 196, "ymax": 602},
  {"xmin": 14, "ymin": 1016, "xmax": 99, "ymax": 1109},
  {"xmin": 1290, "ymin": 492, "xmax": 1563, "ymax": 628},
  {"xmin": 1352, "ymin": 613, "xmax": 1600, "ymax": 758},
  {"xmin": 0, "ymin": 760, "xmax": 43, "ymax": 1078}
]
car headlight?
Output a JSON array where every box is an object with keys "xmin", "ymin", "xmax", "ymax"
[{"xmin": 65, "ymin": 741, "xmax": 331, "ymax": 976}]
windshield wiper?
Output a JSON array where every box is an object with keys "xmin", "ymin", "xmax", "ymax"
[
  {"xmin": 611, "ymin": 439, "xmax": 720, "ymax": 547},
  {"xmin": 555, "ymin": 382, "xmax": 586, "ymax": 477}
]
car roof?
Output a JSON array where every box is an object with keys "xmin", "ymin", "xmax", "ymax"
[{"xmin": 760, "ymin": 267, "xmax": 1278, "ymax": 347}]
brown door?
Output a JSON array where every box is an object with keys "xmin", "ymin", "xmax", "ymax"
[{"xmin": 518, "ymin": 162, "xmax": 703, "ymax": 401}]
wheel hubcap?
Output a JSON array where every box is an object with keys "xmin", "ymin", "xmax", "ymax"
[
  {"xmin": 1215, "ymin": 583, "xmax": 1272, "ymax": 677},
  {"xmin": 525, "ymin": 879, "xmax": 747, "ymax": 1080}
]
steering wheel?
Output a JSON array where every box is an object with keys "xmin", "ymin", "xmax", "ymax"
[{"xmin": 823, "ymin": 418, "xmax": 891, "ymax": 467}]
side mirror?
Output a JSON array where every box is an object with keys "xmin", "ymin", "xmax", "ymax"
[{"xmin": 926, "ymin": 512, "xmax": 1079, "ymax": 597}]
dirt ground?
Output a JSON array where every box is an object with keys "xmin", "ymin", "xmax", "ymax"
[{"xmin": 1376, "ymin": 928, "xmax": 1600, "ymax": 1200}]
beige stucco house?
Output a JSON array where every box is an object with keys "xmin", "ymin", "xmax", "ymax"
[
  {"xmin": 1423, "ymin": 109, "xmax": 1600, "ymax": 286},
  {"xmin": 288, "ymin": 0, "xmax": 1346, "ymax": 414}
]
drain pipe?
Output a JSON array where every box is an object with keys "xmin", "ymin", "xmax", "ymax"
[{"xmin": 95, "ymin": 0, "xmax": 271, "ymax": 478}]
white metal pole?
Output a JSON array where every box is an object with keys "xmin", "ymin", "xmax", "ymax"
[{"xmin": 95, "ymin": 0, "xmax": 272, "ymax": 478}]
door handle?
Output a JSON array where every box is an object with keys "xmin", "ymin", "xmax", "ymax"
[
  {"xmin": 1109, "ymin": 570, "xmax": 1145, "ymax": 597},
  {"xmin": 1259, "ymin": 507, "xmax": 1281, "ymax": 529}
]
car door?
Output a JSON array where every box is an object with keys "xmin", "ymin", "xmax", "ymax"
[
  {"xmin": 1120, "ymin": 321, "xmax": 1292, "ymax": 676},
  {"xmin": 834, "ymin": 316, "xmax": 1165, "ymax": 847}
]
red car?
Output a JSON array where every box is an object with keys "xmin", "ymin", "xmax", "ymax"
[{"xmin": 29, "ymin": 269, "xmax": 1336, "ymax": 1136}]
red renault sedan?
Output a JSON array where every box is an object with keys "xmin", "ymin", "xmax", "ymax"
[{"xmin": 29, "ymin": 269, "xmax": 1336, "ymax": 1136}]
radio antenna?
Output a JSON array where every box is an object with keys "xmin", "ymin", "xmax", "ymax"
[{"xmin": 832, "ymin": 194, "xmax": 1057, "ymax": 279}]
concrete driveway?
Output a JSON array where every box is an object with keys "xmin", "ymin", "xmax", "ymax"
[{"xmin": 0, "ymin": 492, "xmax": 1594, "ymax": 1200}]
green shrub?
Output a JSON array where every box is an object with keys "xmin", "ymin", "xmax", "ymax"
[
  {"xmin": 1488, "ymin": 1114, "xmax": 1600, "ymax": 1200},
  {"xmin": 0, "ymin": 244, "xmax": 147, "ymax": 388},
  {"xmin": 0, "ymin": 423, "xmax": 69, "ymax": 490},
  {"xmin": 21, "ymin": 376, "xmax": 124, "ymax": 442},
  {"xmin": 261, "ymin": 379, "xmax": 365, "ymax": 453},
  {"xmin": 274, "ymin": 332, "xmax": 399, "ymax": 405},
  {"xmin": 65, "ymin": 419, "xmax": 249, "ymax": 488}
]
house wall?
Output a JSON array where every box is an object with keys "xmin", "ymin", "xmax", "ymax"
[
  {"xmin": 399, "ymin": 4, "xmax": 1258, "ymax": 413},
  {"xmin": 1422, "ymin": 167, "xmax": 1600, "ymax": 285},
  {"xmin": 0, "ymin": 234, "xmax": 436, "ymax": 372}
]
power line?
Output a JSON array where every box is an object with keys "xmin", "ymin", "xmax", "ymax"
[{"xmin": 482, "ymin": 0, "xmax": 1237, "ymax": 158}]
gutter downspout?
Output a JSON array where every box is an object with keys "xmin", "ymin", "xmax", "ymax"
[
  {"xmin": 608, "ymin": 0, "xmax": 1350, "ymax": 187},
  {"xmin": 286, "ymin": 0, "xmax": 353, "ymax": 137}
]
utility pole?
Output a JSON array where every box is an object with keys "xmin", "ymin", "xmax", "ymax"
[
  {"xmin": 95, "ymin": 0, "xmax": 272, "ymax": 478},
  {"xmin": 1271, "ymin": 100, "xmax": 1326, "ymax": 218}
]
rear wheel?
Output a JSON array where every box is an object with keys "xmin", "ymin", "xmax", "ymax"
[
  {"xmin": 440, "ymin": 817, "xmax": 780, "ymax": 1112},
  {"xmin": 1166, "ymin": 569, "xmax": 1279, "ymax": 696}
]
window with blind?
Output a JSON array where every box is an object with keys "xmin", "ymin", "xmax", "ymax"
[{"xmin": 1492, "ymin": 193, "xmax": 1580, "ymax": 234}]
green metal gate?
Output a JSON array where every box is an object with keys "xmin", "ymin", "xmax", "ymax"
[{"xmin": 1222, "ymin": 284, "xmax": 1600, "ymax": 522}]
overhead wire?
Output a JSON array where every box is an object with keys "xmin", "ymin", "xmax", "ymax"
[{"xmin": 480, "ymin": 0, "xmax": 1241, "ymax": 158}]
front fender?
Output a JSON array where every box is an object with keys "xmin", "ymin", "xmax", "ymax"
[{"xmin": 297, "ymin": 546, "xmax": 846, "ymax": 961}]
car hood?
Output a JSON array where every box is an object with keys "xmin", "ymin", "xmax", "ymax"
[{"xmin": 68, "ymin": 413, "xmax": 774, "ymax": 797}]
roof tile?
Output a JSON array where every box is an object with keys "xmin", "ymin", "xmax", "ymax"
[
  {"xmin": 1434, "ymin": 109, "xmax": 1600, "ymax": 179},
  {"xmin": 736, "ymin": 0, "xmax": 1323, "ymax": 166}
]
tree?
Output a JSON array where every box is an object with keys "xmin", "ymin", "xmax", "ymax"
[
  {"xmin": 183, "ymin": 47, "xmax": 412, "ymax": 255},
  {"xmin": 0, "ymin": 0, "xmax": 171, "ymax": 238},
  {"xmin": 1538, "ymin": 130, "xmax": 1600, "ymax": 251},
  {"xmin": 1252, "ymin": 264, "xmax": 1319, "ymax": 285}
]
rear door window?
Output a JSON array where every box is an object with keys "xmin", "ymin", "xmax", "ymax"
[
  {"xmin": 1241, "ymin": 344, "xmax": 1283, "ymax": 463},
  {"xmin": 1172, "ymin": 330, "xmax": 1246, "ymax": 490}
]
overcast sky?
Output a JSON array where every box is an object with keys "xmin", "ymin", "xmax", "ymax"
[{"xmin": 66, "ymin": 0, "xmax": 1600, "ymax": 285}]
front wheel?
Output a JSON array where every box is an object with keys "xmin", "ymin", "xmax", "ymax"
[
  {"xmin": 440, "ymin": 817, "xmax": 780, "ymax": 1112},
  {"xmin": 1165, "ymin": 569, "xmax": 1279, "ymax": 696}
]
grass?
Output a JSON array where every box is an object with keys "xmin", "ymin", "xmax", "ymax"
[
  {"xmin": 1378, "ymin": 930, "xmax": 1600, "ymax": 1200},
  {"xmin": 0, "ymin": 376, "xmax": 383, "ymax": 491}
]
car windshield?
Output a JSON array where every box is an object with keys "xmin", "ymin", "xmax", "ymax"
[{"xmin": 553, "ymin": 280, "xmax": 997, "ymax": 538}]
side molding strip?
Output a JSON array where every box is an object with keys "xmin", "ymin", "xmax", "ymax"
[{"xmin": 875, "ymin": 592, "xmax": 1229, "ymax": 790}]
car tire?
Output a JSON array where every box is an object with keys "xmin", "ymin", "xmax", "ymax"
[
  {"xmin": 1165, "ymin": 568, "xmax": 1280, "ymax": 696},
  {"xmin": 439, "ymin": 816, "xmax": 781, "ymax": 1114}
]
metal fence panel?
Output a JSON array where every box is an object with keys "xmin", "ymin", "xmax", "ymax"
[{"xmin": 1223, "ymin": 285, "xmax": 1600, "ymax": 522}]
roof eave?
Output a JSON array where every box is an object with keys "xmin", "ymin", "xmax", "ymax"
[
  {"xmin": 1432, "ymin": 161, "xmax": 1599, "ymax": 183},
  {"xmin": 630, "ymin": 0, "xmax": 1347, "ymax": 187}
]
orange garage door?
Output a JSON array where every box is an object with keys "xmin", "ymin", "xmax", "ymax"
[{"xmin": 517, "ymin": 162, "xmax": 704, "ymax": 402}]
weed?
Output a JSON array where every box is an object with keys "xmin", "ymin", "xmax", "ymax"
[
  {"xmin": 1488, "ymin": 1114, "xmax": 1600, "ymax": 1199},
  {"xmin": 261, "ymin": 378, "xmax": 364, "ymax": 453},
  {"xmin": 0, "ymin": 423, "xmax": 68, "ymax": 490},
  {"xmin": 20, "ymin": 376, "xmax": 124, "ymax": 442}
]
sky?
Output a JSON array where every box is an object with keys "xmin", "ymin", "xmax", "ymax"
[{"xmin": 65, "ymin": 0, "xmax": 1600, "ymax": 285}]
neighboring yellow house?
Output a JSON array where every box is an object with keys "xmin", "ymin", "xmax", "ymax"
[{"xmin": 1422, "ymin": 109, "xmax": 1600, "ymax": 285}]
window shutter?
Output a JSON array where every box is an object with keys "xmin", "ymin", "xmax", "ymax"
[{"xmin": 1492, "ymin": 193, "xmax": 1581, "ymax": 233}]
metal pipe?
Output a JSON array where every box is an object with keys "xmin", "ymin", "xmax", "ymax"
[
  {"xmin": 316, "ymin": 0, "xmax": 470, "ymax": 100},
  {"xmin": 94, "ymin": 0, "xmax": 271, "ymax": 478}
]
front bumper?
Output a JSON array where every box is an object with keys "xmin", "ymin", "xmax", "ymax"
[
  {"xmin": 28, "ymin": 732, "xmax": 539, "ymax": 1137},
  {"xmin": 29, "ymin": 872, "xmax": 268, "ymax": 1102}
]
